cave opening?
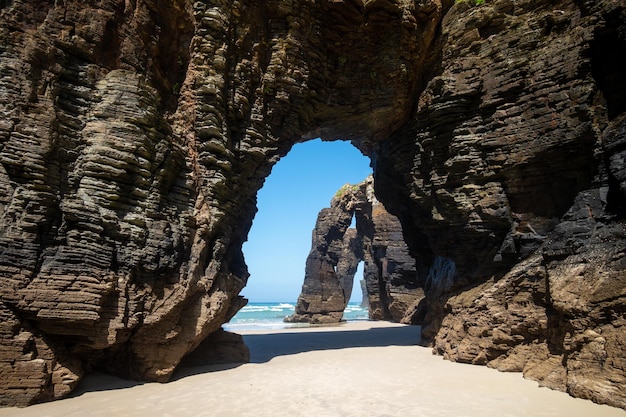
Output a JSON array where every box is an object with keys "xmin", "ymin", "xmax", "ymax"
[{"xmin": 239, "ymin": 138, "xmax": 371, "ymax": 311}]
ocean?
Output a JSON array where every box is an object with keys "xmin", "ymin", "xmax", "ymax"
[{"xmin": 223, "ymin": 302, "xmax": 370, "ymax": 331}]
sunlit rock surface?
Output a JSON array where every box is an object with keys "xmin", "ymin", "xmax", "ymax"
[
  {"xmin": 285, "ymin": 177, "xmax": 423, "ymax": 324},
  {"xmin": 0, "ymin": 0, "xmax": 625, "ymax": 409},
  {"xmin": 372, "ymin": 0, "xmax": 626, "ymax": 409}
]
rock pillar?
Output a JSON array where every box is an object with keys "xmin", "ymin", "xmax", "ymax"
[{"xmin": 286, "ymin": 177, "xmax": 424, "ymax": 324}]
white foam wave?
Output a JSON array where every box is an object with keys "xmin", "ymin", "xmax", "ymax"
[
  {"xmin": 223, "ymin": 321, "xmax": 302, "ymax": 331},
  {"xmin": 239, "ymin": 306, "xmax": 270, "ymax": 313}
]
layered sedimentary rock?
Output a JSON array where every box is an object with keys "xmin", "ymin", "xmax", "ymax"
[
  {"xmin": 362, "ymin": 185, "xmax": 426, "ymax": 323},
  {"xmin": 372, "ymin": 0, "xmax": 626, "ymax": 409},
  {"xmin": 0, "ymin": 0, "xmax": 439, "ymax": 406},
  {"xmin": 285, "ymin": 177, "xmax": 423, "ymax": 324},
  {"xmin": 0, "ymin": 0, "xmax": 625, "ymax": 410}
]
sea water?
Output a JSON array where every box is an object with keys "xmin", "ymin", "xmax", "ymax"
[{"xmin": 223, "ymin": 302, "xmax": 369, "ymax": 331}]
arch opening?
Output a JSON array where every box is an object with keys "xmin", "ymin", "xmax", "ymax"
[
  {"xmin": 351, "ymin": 261, "xmax": 367, "ymax": 306},
  {"xmin": 230, "ymin": 138, "xmax": 371, "ymax": 329}
]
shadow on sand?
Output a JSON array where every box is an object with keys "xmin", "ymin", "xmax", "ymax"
[
  {"xmin": 73, "ymin": 363, "xmax": 245, "ymax": 397},
  {"xmin": 71, "ymin": 323, "xmax": 421, "ymax": 396},
  {"xmin": 70, "ymin": 372, "xmax": 144, "ymax": 397},
  {"xmin": 243, "ymin": 323, "xmax": 422, "ymax": 363}
]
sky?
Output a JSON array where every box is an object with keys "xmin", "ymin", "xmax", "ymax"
[{"xmin": 241, "ymin": 138, "xmax": 372, "ymax": 303}]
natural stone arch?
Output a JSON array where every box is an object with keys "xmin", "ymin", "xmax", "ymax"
[
  {"xmin": 1, "ymin": 0, "xmax": 625, "ymax": 410},
  {"xmin": 286, "ymin": 176, "xmax": 425, "ymax": 324},
  {"xmin": 0, "ymin": 0, "xmax": 441, "ymax": 405},
  {"xmin": 240, "ymin": 138, "xmax": 372, "ymax": 304}
]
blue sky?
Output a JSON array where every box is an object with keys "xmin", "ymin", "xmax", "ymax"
[{"xmin": 241, "ymin": 138, "xmax": 372, "ymax": 302}]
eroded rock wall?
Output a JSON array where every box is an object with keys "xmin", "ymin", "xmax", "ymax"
[
  {"xmin": 0, "ymin": 0, "xmax": 439, "ymax": 406},
  {"xmin": 359, "ymin": 179, "xmax": 425, "ymax": 323},
  {"xmin": 372, "ymin": 0, "xmax": 626, "ymax": 408},
  {"xmin": 286, "ymin": 177, "xmax": 423, "ymax": 324}
]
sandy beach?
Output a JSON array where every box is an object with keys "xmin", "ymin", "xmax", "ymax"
[{"xmin": 0, "ymin": 321, "xmax": 623, "ymax": 417}]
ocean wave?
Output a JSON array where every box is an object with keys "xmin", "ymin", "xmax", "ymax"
[
  {"xmin": 223, "ymin": 322, "xmax": 300, "ymax": 331},
  {"xmin": 228, "ymin": 302, "xmax": 367, "ymax": 330},
  {"xmin": 239, "ymin": 306, "xmax": 271, "ymax": 313},
  {"xmin": 239, "ymin": 303, "xmax": 296, "ymax": 314}
]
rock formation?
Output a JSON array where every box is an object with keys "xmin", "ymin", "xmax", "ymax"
[
  {"xmin": 285, "ymin": 177, "xmax": 423, "ymax": 324},
  {"xmin": 0, "ymin": 0, "xmax": 625, "ymax": 409},
  {"xmin": 371, "ymin": 0, "xmax": 626, "ymax": 409}
]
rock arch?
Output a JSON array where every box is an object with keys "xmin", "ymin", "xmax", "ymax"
[
  {"xmin": 0, "ymin": 0, "xmax": 625, "ymax": 409},
  {"xmin": 285, "ymin": 176, "xmax": 425, "ymax": 324},
  {"xmin": 0, "ymin": 0, "xmax": 439, "ymax": 405}
]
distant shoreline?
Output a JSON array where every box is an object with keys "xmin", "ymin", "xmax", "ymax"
[{"xmin": 223, "ymin": 301, "xmax": 369, "ymax": 332}]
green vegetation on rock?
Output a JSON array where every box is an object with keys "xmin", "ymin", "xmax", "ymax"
[{"xmin": 456, "ymin": 0, "xmax": 485, "ymax": 6}]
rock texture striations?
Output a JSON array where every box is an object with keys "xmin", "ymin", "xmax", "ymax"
[
  {"xmin": 0, "ymin": 0, "xmax": 439, "ymax": 406},
  {"xmin": 372, "ymin": 0, "xmax": 626, "ymax": 409},
  {"xmin": 0, "ymin": 0, "xmax": 625, "ymax": 410},
  {"xmin": 285, "ymin": 177, "xmax": 423, "ymax": 324}
]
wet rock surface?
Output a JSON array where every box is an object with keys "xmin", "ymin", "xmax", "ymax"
[{"xmin": 0, "ymin": 0, "xmax": 625, "ymax": 409}]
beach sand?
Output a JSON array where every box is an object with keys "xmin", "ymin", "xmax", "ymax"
[{"xmin": 0, "ymin": 321, "xmax": 623, "ymax": 417}]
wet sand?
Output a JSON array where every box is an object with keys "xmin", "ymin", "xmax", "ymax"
[{"xmin": 0, "ymin": 321, "xmax": 623, "ymax": 417}]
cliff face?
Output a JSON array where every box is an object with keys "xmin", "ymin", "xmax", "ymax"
[
  {"xmin": 0, "ymin": 0, "xmax": 439, "ymax": 406},
  {"xmin": 285, "ymin": 177, "xmax": 423, "ymax": 324},
  {"xmin": 0, "ymin": 0, "xmax": 625, "ymax": 409},
  {"xmin": 372, "ymin": 0, "xmax": 626, "ymax": 408}
]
